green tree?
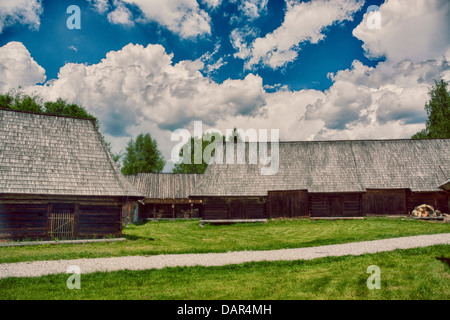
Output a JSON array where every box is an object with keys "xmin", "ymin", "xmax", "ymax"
[
  {"xmin": 173, "ymin": 132, "xmax": 225, "ymax": 174},
  {"xmin": 44, "ymin": 98, "xmax": 96, "ymax": 120},
  {"xmin": 121, "ymin": 133, "xmax": 165, "ymax": 175},
  {"xmin": 0, "ymin": 89, "xmax": 43, "ymax": 112},
  {"xmin": 227, "ymin": 127, "xmax": 244, "ymax": 143},
  {"xmin": 412, "ymin": 79, "xmax": 450, "ymax": 139}
]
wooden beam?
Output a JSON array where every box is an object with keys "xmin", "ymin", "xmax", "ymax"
[{"xmin": 74, "ymin": 203, "xmax": 80, "ymax": 239}]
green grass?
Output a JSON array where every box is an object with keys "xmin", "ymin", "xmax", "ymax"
[
  {"xmin": 1, "ymin": 245, "xmax": 448, "ymax": 300},
  {"xmin": 0, "ymin": 217, "xmax": 449, "ymax": 263}
]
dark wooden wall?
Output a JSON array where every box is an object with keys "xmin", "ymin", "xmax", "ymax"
[
  {"xmin": 0, "ymin": 196, "xmax": 125, "ymax": 240},
  {"xmin": 363, "ymin": 189, "xmax": 407, "ymax": 216},
  {"xmin": 78, "ymin": 205, "xmax": 122, "ymax": 238},
  {"xmin": 198, "ymin": 191, "xmax": 449, "ymax": 219},
  {"xmin": 0, "ymin": 203, "xmax": 48, "ymax": 239},
  {"xmin": 267, "ymin": 190, "xmax": 309, "ymax": 218},
  {"xmin": 309, "ymin": 193, "xmax": 363, "ymax": 217},
  {"xmin": 202, "ymin": 197, "xmax": 266, "ymax": 220}
]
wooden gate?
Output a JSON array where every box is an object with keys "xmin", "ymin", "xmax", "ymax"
[{"xmin": 49, "ymin": 211, "xmax": 74, "ymax": 238}]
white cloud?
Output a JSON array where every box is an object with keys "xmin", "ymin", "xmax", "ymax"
[
  {"xmin": 0, "ymin": 41, "xmax": 46, "ymax": 91},
  {"xmin": 238, "ymin": 0, "xmax": 269, "ymax": 20},
  {"xmin": 121, "ymin": 0, "xmax": 211, "ymax": 38},
  {"xmin": 239, "ymin": 0, "xmax": 364, "ymax": 69},
  {"xmin": 199, "ymin": 42, "xmax": 227, "ymax": 74},
  {"xmin": 107, "ymin": 4, "xmax": 134, "ymax": 26},
  {"xmin": 304, "ymin": 79, "xmax": 373, "ymax": 130},
  {"xmin": 14, "ymin": 43, "xmax": 265, "ymax": 138},
  {"xmin": 230, "ymin": 26, "xmax": 258, "ymax": 60},
  {"xmin": 88, "ymin": 0, "xmax": 110, "ymax": 14},
  {"xmin": 201, "ymin": 0, "xmax": 222, "ymax": 10},
  {"xmin": 0, "ymin": 0, "xmax": 43, "ymax": 33},
  {"xmin": 353, "ymin": 0, "xmax": 450, "ymax": 63}
]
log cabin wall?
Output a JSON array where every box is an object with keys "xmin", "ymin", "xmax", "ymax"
[
  {"xmin": 201, "ymin": 197, "xmax": 266, "ymax": 220},
  {"xmin": 195, "ymin": 191, "xmax": 449, "ymax": 220},
  {"xmin": 267, "ymin": 190, "xmax": 309, "ymax": 218},
  {"xmin": 309, "ymin": 193, "xmax": 363, "ymax": 217},
  {"xmin": 363, "ymin": 189, "xmax": 408, "ymax": 216},
  {"xmin": 78, "ymin": 204, "xmax": 122, "ymax": 238},
  {"xmin": 0, "ymin": 203, "xmax": 48, "ymax": 240},
  {"xmin": 0, "ymin": 196, "xmax": 125, "ymax": 240}
]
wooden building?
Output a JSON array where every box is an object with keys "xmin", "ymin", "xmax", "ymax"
[
  {"xmin": 190, "ymin": 139, "xmax": 450, "ymax": 219},
  {"xmin": 0, "ymin": 109, "xmax": 143, "ymax": 240},
  {"xmin": 125, "ymin": 173, "xmax": 202, "ymax": 221}
]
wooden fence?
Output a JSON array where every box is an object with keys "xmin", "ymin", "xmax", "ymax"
[{"xmin": 49, "ymin": 212, "xmax": 74, "ymax": 238}]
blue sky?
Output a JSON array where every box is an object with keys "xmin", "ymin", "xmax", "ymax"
[
  {"xmin": 0, "ymin": 0, "xmax": 449, "ymax": 171},
  {"xmin": 1, "ymin": 0, "xmax": 383, "ymax": 91}
]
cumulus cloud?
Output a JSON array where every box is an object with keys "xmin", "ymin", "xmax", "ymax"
[
  {"xmin": 304, "ymin": 80, "xmax": 372, "ymax": 130},
  {"xmin": 0, "ymin": 41, "xmax": 46, "ymax": 91},
  {"xmin": 11, "ymin": 43, "xmax": 265, "ymax": 136},
  {"xmin": 201, "ymin": 0, "xmax": 222, "ymax": 10},
  {"xmin": 302, "ymin": 57, "xmax": 449, "ymax": 132},
  {"xmin": 0, "ymin": 0, "xmax": 43, "ymax": 33},
  {"xmin": 88, "ymin": 0, "xmax": 110, "ymax": 14},
  {"xmin": 376, "ymin": 89, "xmax": 428, "ymax": 125},
  {"xmin": 107, "ymin": 3, "xmax": 134, "ymax": 26},
  {"xmin": 353, "ymin": 0, "xmax": 450, "ymax": 63},
  {"xmin": 230, "ymin": 26, "xmax": 258, "ymax": 60},
  {"xmin": 238, "ymin": 0, "xmax": 364, "ymax": 69},
  {"xmin": 121, "ymin": 0, "xmax": 211, "ymax": 38},
  {"xmin": 238, "ymin": 0, "xmax": 269, "ymax": 20}
]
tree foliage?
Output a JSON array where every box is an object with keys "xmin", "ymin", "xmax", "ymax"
[
  {"xmin": 44, "ymin": 98, "xmax": 96, "ymax": 120},
  {"xmin": 412, "ymin": 79, "xmax": 450, "ymax": 139},
  {"xmin": 121, "ymin": 133, "xmax": 165, "ymax": 175},
  {"xmin": 0, "ymin": 89, "xmax": 96, "ymax": 120},
  {"xmin": 0, "ymin": 90, "xmax": 43, "ymax": 113}
]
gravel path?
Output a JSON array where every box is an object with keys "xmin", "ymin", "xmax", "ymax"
[{"xmin": 1, "ymin": 233, "xmax": 449, "ymax": 279}]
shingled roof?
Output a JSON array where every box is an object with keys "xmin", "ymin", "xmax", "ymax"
[
  {"xmin": 191, "ymin": 139, "xmax": 450, "ymax": 197},
  {"xmin": 126, "ymin": 173, "xmax": 201, "ymax": 199},
  {"xmin": 0, "ymin": 109, "xmax": 143, "ymax": 198}
]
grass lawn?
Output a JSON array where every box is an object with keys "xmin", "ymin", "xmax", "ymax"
[
  {"xmin": 0, "ymin": 245, "xmax": 448, "ymax": 300},
  {"xmin": 0, "ymin": 217, "xmax": 449, "ymax": 263}
]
